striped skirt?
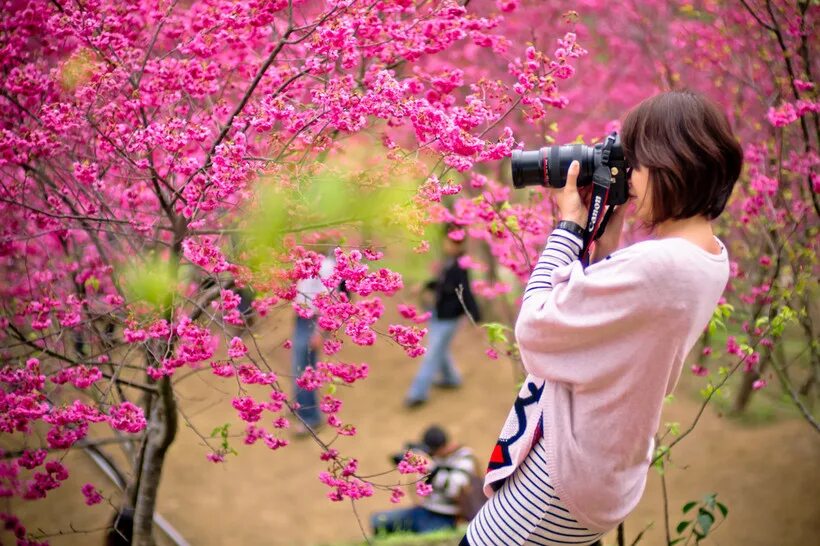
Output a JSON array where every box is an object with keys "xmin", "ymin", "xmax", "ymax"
[{"xmin": 461, "ymin": 435, "xmax": 604, "ymax": 546}]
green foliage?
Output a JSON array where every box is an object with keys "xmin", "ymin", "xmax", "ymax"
[
  {"xmin": 483, "ymin": 322, "xmax": 511, "ymax": 344},
  {"xmin": 210, "ymin": 423, "xmax": 238, "ymax": 456},
  {"xmin": 769, "ymin": 305, "xmax": 797, "ymax": 338},
  {"xmin": 240, "ymin": 158, "xmax": 421, "ymax": 274},
  {"xmin": 380, "ymin": 222, "xmax": 446, "ymax": 283},
  {"xmin": 699, "ymin": 382, "xmax": 726, "ymax": 401},
  {"xmin": 707, "ymin": 303, "xmax": 733, "ymax": 336},
  {"xmin": 652, "ymin": 445, "xmax": 669, "ymax": 475},
  {"xmin": 504, "ymin": 214, "xmax": 520, "ymax": 233},
  {"xmin": 84, "ymin": 275, "xmax": 100, "ymax": 292},
  {"xmin": 241, "ymin": 183, "xmax": 291, "ymax": 271},
  {"xmin": 670, "ymin": 494, "xmax": 728, "ymax": 545},
  {"xmin": 663, "ymin": 421, "xmax": 681, "ymax": 437},
  {"xmin": 120, "ymin": 253, "xmax": 178, "ymax": 310}
]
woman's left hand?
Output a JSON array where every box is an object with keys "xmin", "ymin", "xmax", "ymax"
[
  {"xmin": 590, "ymin": 204, "xmax": 627, "ymax": 263},
  {"xmin": 553, "ymin": 160, "xmax": 588, "ymax": 227}
]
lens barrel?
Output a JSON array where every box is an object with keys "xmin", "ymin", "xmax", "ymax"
[
  {"xmin": 510, "ymin": 132, "xmax": 629, "ymax": 206},
  {"xmin": 511, "ymin": 145, "xmax": 596, "ymax": 189},
  {"xmin": 510, "ymin": 149, "xmax": 545, "ymax": 188}
]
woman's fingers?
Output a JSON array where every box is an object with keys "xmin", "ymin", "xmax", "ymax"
[
  {"xmin": 565, "ymin": 160, "xmax": 580, "ymax": 191},
  {"xmin": 552, "ymin": 160, "xmax": 588, "ymax": 226}
]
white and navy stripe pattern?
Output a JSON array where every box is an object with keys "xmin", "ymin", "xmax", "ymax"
[
  {"xmin": 523, "ymin": 230, "xmax": 583, "ymax": 301},
  {"xmin": 464, "ymin": 435, "xmax": 603, "ymax": 546}
]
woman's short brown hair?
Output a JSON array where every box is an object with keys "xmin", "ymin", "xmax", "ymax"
[{"xmin": 621, "ymin": 90, "xmax": 743, "ymax": 225}]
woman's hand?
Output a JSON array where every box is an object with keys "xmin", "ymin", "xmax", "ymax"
[
  {"xmin": 553, "ymin": 160, "xmax": 588, "ymax": 228},
  {"xmin": 590, "ymin": 204, "xmax": 627, "ymax": 264}
]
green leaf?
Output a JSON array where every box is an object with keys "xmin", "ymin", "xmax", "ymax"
[
  {"xmin": 669, "ymin": 538, "xmax": 685, "ymax": 545},
  {"xmin": 652, "ymin": 445, "xmax": 669, "ymax": 474},
  {"xmin": 210, "ymin": 423, "xmax": 229, "ymax": 439},
  {"xmin": 703, "ymin": 493, "xmax": 717, "ymax": 509},
  {"xmin": 504, "ymin": 214, "xmax": 520, "ymax": 233},
  {"xmin": 716, "ymin": 502, "xmax": 728, "ymax": 518},
  {"xmin": 676, "ymin": 520, "xmax": 691, "ymax": 534},
  {"xmin": 697, "ymin": 509, "xmax": 715, "ymax": 535},
  {"xmin": 488, "ymin": 218, "xmax": 499, "ymax": 235},
  {"xmin": 84, "ymin": 276, "xmax": 100, "ymax": 291},
  {"xmin": 682, "ymin": 501, "xmax": 697, "ymax": 513},
  {"xmin": 483, "ymin": 322, "xmax": 510, "ymax": 344},
  {"xmin": 700, "ymin": 384, "xmax": 716, "ymax": 399}
]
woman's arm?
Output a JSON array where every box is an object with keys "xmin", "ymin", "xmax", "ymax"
[
  {"xmin": 523, "ymin": 229, "xmax": 584, "ymax": 301},
  {"xmin": 516, "ymin": 247, "xmax": 674, "ymax": 387}
]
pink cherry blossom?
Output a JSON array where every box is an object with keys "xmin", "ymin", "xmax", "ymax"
[{"xmin": 81, "ymin": 483, "xmax": 103, "ymax": 505}]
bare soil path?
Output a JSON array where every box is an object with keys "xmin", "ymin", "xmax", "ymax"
[{"xmin": 8, "ymin": 308, "xmax": 820, "ymax": 545}]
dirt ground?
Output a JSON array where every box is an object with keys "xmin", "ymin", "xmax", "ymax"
[{"xmin": 6, "ymin": 305, "xmax": 820, "ymax": 546}]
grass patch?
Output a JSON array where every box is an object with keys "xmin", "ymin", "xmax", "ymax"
[{"xmin": 321, "ymin": 525, "xmax": 467, "ymax": 546}]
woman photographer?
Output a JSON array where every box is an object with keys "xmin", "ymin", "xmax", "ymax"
[{"xmin": 462, "ymin": 91, "xmax": 743, "ymax": 545}]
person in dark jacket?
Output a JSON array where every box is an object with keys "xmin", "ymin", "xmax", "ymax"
[{"xmin": 405, "ymin": 225, "xmax": 480, "ymax": 407}]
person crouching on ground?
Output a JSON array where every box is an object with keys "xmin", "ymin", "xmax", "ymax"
[{"xmin": 372, "ymin": 425, "xmax": 478, "ymax": 536}]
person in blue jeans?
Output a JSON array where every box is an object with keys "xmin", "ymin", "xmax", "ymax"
[
  {"xmin": 405, "ymin": 225, "xmax": 481, "ymax": 407},
  {"xmin": 291, "ymin": 314, "xmax": 322, "ymax": 433},
  {"xmin": 292, "ymin": 251, "xmax": 338, "ymax": 435},
  {"xmin": 372, "ymin": 426, "xmax": 478, "ymax": 536}
]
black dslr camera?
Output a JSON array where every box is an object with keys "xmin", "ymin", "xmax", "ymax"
[
  {"xmin": 510, "ymin": 131, "xmax": 629, "ymax": 204},
  {"xmin": 511, "ymin": 132, "xmax": 630, "ymax": 256},
  {"xmin": 390, "ymin": 442, "xmax": 429, "ymax": 466}
]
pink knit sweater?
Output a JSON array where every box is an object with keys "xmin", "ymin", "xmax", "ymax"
[{"xmin": 485, "ymin": 229, "xmax": 729, "ymax": 532}]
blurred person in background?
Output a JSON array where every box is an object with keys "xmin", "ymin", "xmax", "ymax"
[
  {"xmin": 291, "ymin": 248, "xmax": 337, "ymax": 436},
  {"xmin": 371, "ymin": 425, "xmax": 480, "ymax": 536},
  {"xmin": 405, "ymin": 224, "xmax": 481, "ymax": 408}
]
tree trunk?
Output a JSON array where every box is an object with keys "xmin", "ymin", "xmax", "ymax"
[
  {"xmin": 132, "ymin": 376, "xmax": 178, "ymax": 546},
  {"xmin": 733, "ymin": 359, "xmax": 767, "ymax": 413}
]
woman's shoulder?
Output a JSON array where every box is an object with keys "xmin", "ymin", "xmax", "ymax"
[
  {"xmin": 590, "ymin": 237, "xmax": 729, "ymax": 284},
  {"xmin": 604, "ymin": 236, "xmax": 726, "ymax": 263}
]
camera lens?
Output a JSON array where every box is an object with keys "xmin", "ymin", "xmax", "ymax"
[
  {"xmin": 509, "ymin": 132, "xmax": 629, "ymax": 205},
  {"xmin": 511, "ymin": 149, "xmax": 546, "ymax": 188},
  {"xmin": 511, "ymin": 145, "xmax": 595, "ymax": 189}
]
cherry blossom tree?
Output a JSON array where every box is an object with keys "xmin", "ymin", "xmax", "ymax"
[
  {"xmin": 0, "ymin": 0, "xmax": 816, "ymax": 545},
  {"xmin": 0, "ymin": 0, "xmax": 589, "ymax": 544}
]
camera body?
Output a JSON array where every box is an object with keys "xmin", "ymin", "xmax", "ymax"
[
  {"xmin": 510, "ymin": 132, "xmax": 630, "ymax": 206},
  {"xmin": 390, "ymin": 441, "xmax": 429, "ymax": 466}
]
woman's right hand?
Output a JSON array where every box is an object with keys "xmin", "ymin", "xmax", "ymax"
[
  {"xmin": 553, "ymin": 160, "xmax": 589, "ymax": 228},
  {"xmin": 590, "ymin": 204, "xmax": 627, "ymax": 264}
]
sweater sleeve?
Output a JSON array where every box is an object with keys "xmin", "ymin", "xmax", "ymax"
[
  {"xmin": 515, "ymin": 242, "xmax": 675, "ymax": 387},
  {"xmin": 523, "ymin": 229, "xmax": 584, "ymax": 299}
]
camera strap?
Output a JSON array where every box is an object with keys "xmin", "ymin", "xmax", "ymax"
[{"xmin": 580, "ymin": 135, "xmax": 617, "ymax": 263}]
